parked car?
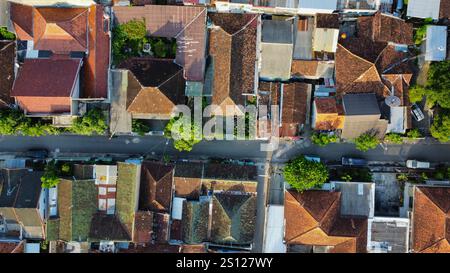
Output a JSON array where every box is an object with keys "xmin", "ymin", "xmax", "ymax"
[
  {"xmin": 23, "ymin": 148, "xmax": 49, "ymax": 159},
  {"xmin": 406, "ymin": 160, "xmax": 431, "ymax": 169},
  {"xmin": 342, "ymin": 157, "xmax": 368, "ymax": 167},
  {"xmin": 411, "ymin": 104, "xmax": 425, "ymax": 122}
]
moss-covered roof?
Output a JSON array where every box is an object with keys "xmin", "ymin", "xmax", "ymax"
[
  {"xmin": 46, "ymin": 218, "xmax": 60, "ymax": 241},
  {"xmin": 57, "ymin": 179, "xmax": 97, "ymax": 242},
  {"xmin": 182, "ymin": 200, "xmax": 209, "ymax": 244},
  {"xmin": 116, "ymin": 162, "xmax": 140, "ymax": 236}
]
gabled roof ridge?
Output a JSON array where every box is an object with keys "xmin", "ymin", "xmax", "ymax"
[
  {"xmin": 127, "ymin": 71, "xmax": 144, "ymax": 110},
  {"xmin": 318, "ymin": 192, "xmax": 341, "ymax": 236},
  {"xmin": 174, "ymin": 8, "xmax": 206, "ymax": 39},
  {"xmin": 419, "ymin": 238, "xmax": 450, "ymax": 253},
  {"xmin": 230, "ymin": 14, "xmax": 258, "ymax": 37},
  {"xmin": 56, "ymin": 8, "xmax": 89, "ymax": 49},
  {"xmin": 418, "ymin": 187, "xmax": 450, "ymax": 213},
  {"xmin": 338, "ymin": 43, "xmax": 377, "ymax": 66}
]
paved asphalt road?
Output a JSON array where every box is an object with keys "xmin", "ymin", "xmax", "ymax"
[{"xmin": 0, "ymin": 135, "xmax": 449, "ymax": 163}]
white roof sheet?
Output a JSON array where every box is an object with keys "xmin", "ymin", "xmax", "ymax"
[
  {"xmin": 172, "ymin": 197, "xmax": 185, "ymax": 220},
  {"xmin": 425, "ymin": 25, "xmax": 448, "ymax": 61},
  {"xmin": 25, "ymin": 243, "xmax": 40, "ymax": 253},
  {"xmin": 299, "ymin": 0, "xmax": 337, "ymax": 12},
  {"xmin": 406, "ymin": 0, "xmax": 440, "ymax": 19},
  {"xmin": 387, "ymin": 106, "xmax": 407, "ymax": 134},
  {"xmin": 263, "ymin": 205, "xmax": 287, "ymax": 253}
]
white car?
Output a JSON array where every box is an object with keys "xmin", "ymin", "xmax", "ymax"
[{"xmin": 406, "ymin": 160, "xmax": 431, "ymax": 169}]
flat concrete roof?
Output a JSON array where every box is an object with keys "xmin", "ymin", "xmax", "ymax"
[
  {"xmin": 331, "ymin": 181, "xmax": 375, "ymax": 218},
  {"xmin": 109, "ymin": 70, "xmax": 132, "ymax": 134},
  {"xmin": 368, "ymin": 217, "xmax": 409, "ymax": 253}
]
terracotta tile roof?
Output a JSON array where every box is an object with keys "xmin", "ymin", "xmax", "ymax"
[
  {"xmin": 11, "ymin": 4, "xmax": 89, "ymax": 52},
  {"xmin": 11, "ymin": 57, "xmax": 82, "ymax": 114},
  {"xmin": 0, "ymin": 242, "xmax": 24, "ymax": 253},
  {"xmin": 0, "ymin": 41, "xmax": 15, "ymax": 108},
  {"xmin": 204, "ymin": 163, "xmax": 258, "ymax": 182},
  {"xmin": 113, "ymin": 5, "xmax": 207, "ymax": 82},
  {"xmin": 357, "ymin": 12, "xmax": 413, "ymax": 45},
  {"xmin": 316, "ymin": 13, "xmax": 340, "ymax": 29},
  {"xmin": 336, "ymin": 41, "xmax": 412, "ymax": 100},
  {"xmin": 174, "ymin": 163, "xmax": 203, "ymax": 200},
  {"xmin": 208, "ymin": 13, "xmax": 258, "ymax": 115},
  {"xmin": 170, "ymin": 219, "xmax": 183, "ymax": 241},
  {"xmin": 133, "ymin": 210, "xmax": 153, "ymax": 244},
  {"xmin": 280, "ymin": 82, "xmax": 308, "ymax": 137},
  {"xmin": 412, "ymin": 186, "xmax": 450, "ymax": 253},
  {"xmin": 180, "ymin": 244, "xmax": 207, "ymax": 253},
  {"xmin": 284, "ymin": 190, "xmax": 368, "ymax": 253},
  {"xmin": 118, "ymin": 57, "xmax": 186, "ymax": 116},
  {"xmin": 291, "ymin": 60, "xmax": 319, "ymax": 78},
  {"xmin": 315, "ymin": 97, "xmax": 338, "ymax": 114},
  {"xmin": 10, "ymin": 3, "xmax": 33, "ymax": 40},
  {"xmin": 89, "ymin": 213, "xmax": 131, "ymax": 241},
  {"xmin": 440, "ymin": 0, "xmax": 450, "ymax": 19},
  {"xmin": 83, "ymin": 5, "xmax": 109, "ymax": 99},
  {"xmin": 139, "ymin": 161, "xmax": 174, "ymax": 213}
]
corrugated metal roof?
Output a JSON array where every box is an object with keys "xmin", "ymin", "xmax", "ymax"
[
  {"xmin": 425, "ymin": 25, "xmax": 447, "ymax": 61},
  {"xmin": 406, "ymin": 0, "xmax": 440, "ymax": 19}
]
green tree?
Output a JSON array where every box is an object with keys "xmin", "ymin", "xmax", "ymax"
[
  {"xmin": 354, "ymin": 133, "xmax": 380, "ymax": 152},
  {"xmin": 384, "ymin": 133, "xmax": 403, "ymax": 144},
  {"xmin": 152, "ymin": 38, "xmax": 167, "ymax": 58},
  {"xmin": 311, "ymin": 133, "xmax": 338, "ymax": 147},
  {"xmin": 341, "ymin": 174, "xmax": 352, "ymax": 182},
  {"xmin": 0, "ymin": 27, "xmax": 15, "ymax": 40},
  {"xmin": 132, "ymin": 119, "xmax": 150, "ymax": 136},
  {"xmin": 283, "ymin": 156, "xmax": 329, "ymax": 192},
  {"xmin": 397, "ymin": 173, "xmax": 409, "ymax": 182},
  {"xmin": 430, "ymin": 111, "xmax": 450, "ymax": 143},
  {"xmin": 69, "ymin": 108, "xmax": 108, "ymax": 136},
  {"xmin": 414, "ymin": 61, "xmax": 450, "ymax": 109},
  {"xmin": 409, "ymin": 86, "xmax": 426, "ymax": 104},
  {"xmin": 112, "ymin": 20, "xmax": 147, "ymax": 64},
  {"xmin": 406, "ymin": 128, "xmax": 422, "ymax": 139},
  {"xmin": 164, "ymin": 114, "xmax": 202, "ymax": 152},
  {"xmin": 61, "ymin": 163, "xmax": 71, "ymax": 174},
  {"xmin": 41, "ymin": 161, "xmax": 60, "ymax": 189}
]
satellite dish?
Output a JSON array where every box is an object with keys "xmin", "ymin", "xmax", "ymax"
[{"xmin": 385, "ymin": 96, "xmax": 401, "ymax": 107}]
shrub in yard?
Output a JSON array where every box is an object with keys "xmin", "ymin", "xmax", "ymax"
[
  {"xmin": 69, "ymin": 108, "xmax": 108, "ymax": 136},
  {"xmin": 41, "ymin": 161, "xmax": 60, "ymax": 189},
  {"xmin": 112, "ymin": 20, "xmax": 147, "ymax": 64},
  {"xmin": 0, "ymin": 27, "xmax": 15, "ymax": 40},
  {"xmin": 406, "ymin": 128, "xmax": 422, "ymax": 139},
  {"xmin": 397, "ymin": 173, "xmax": 409, "ymax": 182},
  {"xmin": 132, "ymin": 119, "xmax": 150, "ymax": 136},
  {"xmin": 311, "ymin": 133, "xmax": 338, "ymax": 147},
  {"xmin": 283, "ymin": 156, "xmax": 329, "ymax": 192},
  {"xmin": 341, "ymin": 174, "xmax": 352, "ymax": 182},
  {"xmin": 164, "ymin": 114, "xmax": 202, "ymax": 152},
  {"xmin": 384, "ymin": 133, "xmax": 403, "ymax": 144},
  {"xmin": 430, "ymin": 110, "xmax": 450, "ymax": 143},
  {"xmin": 354, "ymin": 133, "xmax": 380, "ymax": 152}
]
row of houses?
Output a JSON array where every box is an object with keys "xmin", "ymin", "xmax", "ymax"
[
  {"xmin": 1, "ymin": 0, "xmax": 447, "ymax": 140},
  {"xmin": 264, "ymin": 182, "xmax": 450, "ymax": 253},
  {"xmin": 0, "ymin": 158, "xmax": 259, "ymax": 253}
]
